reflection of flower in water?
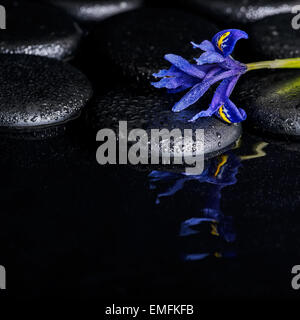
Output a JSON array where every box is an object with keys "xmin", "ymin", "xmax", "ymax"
[
  {"xmin": 149, "ymin": 153, "xmax": 241, "ymax": 204},
  {"xmin": 149, "ymin": 152, "xmax": 242, "ymax": 261},
  {"xmin": 148, "ymin": 142, "xmax": 269, "ymax": 261}
]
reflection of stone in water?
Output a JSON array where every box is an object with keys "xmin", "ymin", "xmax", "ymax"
[
  {"xmin": 148, "ymin": 141, "xmax": 269, "ymax": 261},
  {"xmin": 239, "ymin": 142, "xmax": 268, "ymax": 161}
]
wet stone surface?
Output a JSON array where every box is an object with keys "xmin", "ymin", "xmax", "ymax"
[
  {"xmin": 236, "ymin": 70, "xmax": 300, "ymax": 138},
  {"xmin": 249, "ymin": 14, "xmax": 300, "ymax": 59},
  {"xmin": 176, "ymin": 0, "xmax": 299, "ymax": 25},
  {"xmin": 0, "ymin": 1, "xmax": 82, "ymax": 60},
  {"xmin": 89, "ymin": 88, "xmax": 242, "ymax": 158},
  {"xmin": 40, "ymin": 0, "xmax": 144, "ymax": 23},
  {"xmin": 0, "ymin": 54, "xmax": 92, "ymax": 130},
  {"xmin": 1, "ymin": 1, "xmax": 300, "ymax": 301},
  {"xmin": 95, "ymin": 8, "xmax": 217, "ymax": 85}
]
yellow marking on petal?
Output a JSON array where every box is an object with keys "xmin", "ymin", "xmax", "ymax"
[
  {"xmin": 214, "ymin": 154, "xmax": 229, "ymax": 177},
  {"xmin": 211, "ymin": 223, "xmax": 219, "ymax": 237},
  {"xmin": 219, "ymin": 105, "xmax": 232, "ymax": 124},
  {"xmin": 214, "ymin": 252, "xmax": 222, "ymax": 258},
  {"xmin": 217, "ymin": 31, "xmax": 230, "ymax": 52}
]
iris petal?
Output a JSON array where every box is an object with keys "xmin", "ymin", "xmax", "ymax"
[
  {"xmin": 188, "ymin": 80, "xmax": 228, "ymax": 122},
  {"xmin": 164, "ymin": 54, "xmax": 206, "ymax": 79},
  {"xmin": 167, "ymin": 79, "xmax": 199, "ymax": 93},
  {"xmin": 225, "ymin": 75, "xmax": 240, "ymax": 96},
  {"xmin": 196, "ymin": 64, "xmax": 216, "ymax": 74},
  {"xmin": 188, "ymin": 74, "xmax": 243, "ymax": 122},
  {"xmin": 191, "ymin": 40, "xmax": 215, "ymax": 52},
  {"xmin": 172, "ymin": 69, "xmax": 240, "ymax": 112},
  {"xmin": 152, "ymin": 65, "xmax": 183, "ymax": 78},
  {"xmin": 216, "ymin": 98, "xmax": 247, "ymax": 123},
  {"xmin": 151, "ymin": 71, "xmax": 198, "ymax": 89},
  {"xmin": 213, "ymin": 77, "xmax": 234, "ymax": 105},
  {"xmin": 194, "ymin": 52, "xmax": 225, "ymax": 65},
  {"xmin": 172, "ymin": 81, "xmax": 212, "ymax": 112},
  {"xmin": 151, "ymin": 77, "xmax": 183, "ymax": 89},
  {"xmin": 189, "ymin": 110, "xmax": 212, "ymax": 122},
  {"xmin": 151, "ymin": 29, "xmax": 249, "ymax": 123},
  {"xmin": 212, "ymin": 29, "xmax": 248, "ymax": 57}
]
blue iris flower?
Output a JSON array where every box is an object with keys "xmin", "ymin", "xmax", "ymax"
[{"xmin": 151, "ymin": 29, "xmax": 249, "ymax": 124}]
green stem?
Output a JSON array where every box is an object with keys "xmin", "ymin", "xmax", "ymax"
[{"xmin": 246, "ymin": 57, "xmax": 300, "ymax": 71}]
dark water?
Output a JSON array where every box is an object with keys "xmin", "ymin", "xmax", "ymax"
[
  {"xmin": 1, "ymin": 1, "xmax": 300, "ymax": 302},
  {"xmin": 1, "ymin": 127, "xmax": 299, "ymax": 300}
]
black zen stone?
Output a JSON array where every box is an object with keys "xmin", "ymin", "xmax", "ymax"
[
  {"xmin": 89, "ymin": 88, "xmax": 242, "ymax": 159},
  {"xmin": 40, "ymin": 0, "xmax": 143, "ymax": 23},
  {"xmin": 0, "ymin": 54, "xmax": 92, "ymax": 130},
  {"xmin": 176, "ymin": 0, "xmax": 299, "ymax": 25},
  {"xmin": 236, "ymin": 70, "xmax": 300, "ymax": 137},
  {"xmin": 249, "ymin": 14, "xmax": 300, "ymax": 59},
  {"xmin": 0, "ymin": 1, "xmax": 82, "ymax": 60},
  {"xmin": 96, "ymin": 8, "xmax": 218, "ymax": 84}
]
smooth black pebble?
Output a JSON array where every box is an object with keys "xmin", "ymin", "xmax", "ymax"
[
  {"xmin": 89, "ymin": 88, "xmax": 242, "ymax": 158},
  {"xmin": 95, "ymin": 8, "xmax": 218, "ymax": 84},
  {"xmin": 0, "ymin": 54, "xmax": 92, "ymax": 130},
  {"xmin": 176, "ymin": 0, "xmax": 298, "ymax": 25},
  {"xmin": 249, "ymin": 14, "xmax": 300, "ymax": 59},
  {"xmin": 1, "ymin": 1, "xmax": 82, "ymax": 60},
  {"xmin": 236, "ymin": 70, "xmax": 300, "ymax": 137},
  {"xmin": 40, "ymin": 0, "xmax": 143, "ymax": 23}
]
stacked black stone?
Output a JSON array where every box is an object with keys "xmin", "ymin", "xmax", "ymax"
[
  {"xmin": 0, "ymin": 55, "xmax": 92, "ymax": 130},
  {"xmin": 1, "ymin": 0, "xmax": 300, "ymax": 301},
  {"xmin": 0, "ymin": 1, "xmax": 83, "ymax": 60},
  {"xmin": 0, "ymin": 1, "xmax": 299, "ymax": 144},
  {"xmin": 39, "ymin": 0, "xmax": 144, "ymax": 23},
  {"xmin": 175, "ymin": 0, "xmax": 299, "ymax": 25},
  {"xmin": 88, "ymin": 88, "xmax": 242, "ymax": 158},
  {"xmin": 236, "ymin": 70, "xmax": 300, "ymax": 137},
  {"xmin": 94, "ymin": 8, "xmax": 218, "ymax": 84},
  {"xmin": 249, "ymin": 14, "xmax": 300, "ymax": 59}
]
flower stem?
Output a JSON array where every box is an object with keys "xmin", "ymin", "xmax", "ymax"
[{"xmin": 246, "ymin": 57, "xmax": 300, "ymax": 71}]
